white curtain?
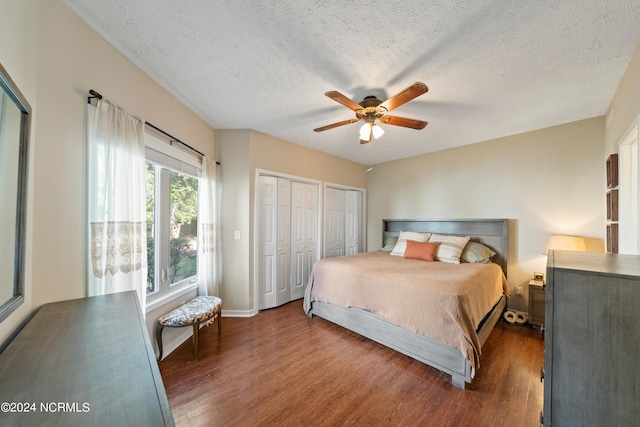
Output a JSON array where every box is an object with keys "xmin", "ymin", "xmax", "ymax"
[
  {"xmin": 87, "ymin": 99, "xmax": 147, "ymax": 309},
  {"xmin": 198, "ymin": 156, "xmax": 219, "ymax": 296}
]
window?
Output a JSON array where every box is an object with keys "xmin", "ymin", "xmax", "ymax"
[{"xmin": 145, "ymin": 132, "xmax": 201, "ymax": 303}]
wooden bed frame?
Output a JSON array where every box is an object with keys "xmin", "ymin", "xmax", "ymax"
[{"xmin": 307, "ymin": 218, "xmax": 509, "ymax": 389}]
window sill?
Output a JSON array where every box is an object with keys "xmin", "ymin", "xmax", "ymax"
[{"xmin": 146, "ymin": 283, "xmax": 199, "ymax": 313}]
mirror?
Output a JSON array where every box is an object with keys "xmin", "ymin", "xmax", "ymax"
[{"xmin": 0, "ymin": 62, "xmax": 31, "ymax": 323}]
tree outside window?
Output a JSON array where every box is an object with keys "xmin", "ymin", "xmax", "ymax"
[{"xmin": 147, "ymin": 163, "xmax": 199, "ymax": 295}]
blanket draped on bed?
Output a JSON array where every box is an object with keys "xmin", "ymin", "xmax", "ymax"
[{"xmin": 303, "ymin": 251, "xmax": 510, "ymax": 375}]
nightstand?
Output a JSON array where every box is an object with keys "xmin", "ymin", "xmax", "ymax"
[{"xmin": 529, "ymin": 280, "xmax": 545, "ymax": 332}]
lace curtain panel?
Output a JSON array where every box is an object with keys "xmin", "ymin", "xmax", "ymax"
[
  {"xmin": 87, "ymin": 99, "xmax": 147, "ymax": 309},
  {"xmin": 90, "ymin": 221, "xmax": 145, "ymax": 277},
  {"xmin": 198, "ymin": 156, "xmax": 219, "ymax": 296}
]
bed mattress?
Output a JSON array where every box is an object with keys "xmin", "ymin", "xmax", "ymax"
[{"xmin": 304, "ymin": 251, "xmax": 510, "ymax": 373}]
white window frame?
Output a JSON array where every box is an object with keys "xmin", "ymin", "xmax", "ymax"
[{"xmin": 144, "ymin": 131, "xmax": 202, "ymax": 310}]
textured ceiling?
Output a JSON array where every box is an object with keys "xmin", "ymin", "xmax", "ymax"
[{"xmin": 61, "ymin": 0, "xmax": 640, "ymax": 165}]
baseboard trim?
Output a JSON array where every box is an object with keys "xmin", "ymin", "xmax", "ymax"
[
  {"xmin": 221, "ymin": 309, "xmax": 256, "ymax": 318},
  {"xmin": 156, "ymin": 309, "xmax": 256, "ymax": 360},
  {"xmin": 156, "ymin": 327, "xmax": 193, "ymax": 361}
]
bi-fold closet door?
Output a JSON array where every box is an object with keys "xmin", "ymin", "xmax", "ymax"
[
  {"xmin": 258, "ymin": 176, "xmax": 318, "ymax": 310},
  {"xmin": 324, "ymin": 187, "xmax": 363, "ymax": 258}
]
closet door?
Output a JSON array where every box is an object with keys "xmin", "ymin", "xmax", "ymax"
[
  {"xmin": 258, "ymin": 176, "xmax": 291, "ymax": 309},
  {"xmin": 258, "ymin": 176, "xmax": 278, "ymax": 309},
  {"xmin": 275, "ymin": 178, "xmax": 291, "ymax": 307},
  {"xmin": 344, "ymin": 190, "xmax": 362, "ymax": 255},
  {"xmin": 324, "ymin": 187, "xmax": 345, "ymax": 258},
  {"xmin": 290, "ymin": 182, "xmax": 318, "ymax": 300}
]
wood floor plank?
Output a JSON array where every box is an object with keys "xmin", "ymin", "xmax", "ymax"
[{"xmin": 159, "ymin": 300, "xmax": 544, "ymax": 426}]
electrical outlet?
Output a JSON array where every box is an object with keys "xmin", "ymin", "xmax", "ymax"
[
  {"xmin": 234, "ymin": 230, "xmax": 240, "ymax": 240},
  {"xmin": 515, "ymin": 285, "xmax": 523, "ymax": 296}
]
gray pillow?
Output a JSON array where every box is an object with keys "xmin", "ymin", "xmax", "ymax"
[
  {"xmin": 460, "ymin": 241, "xmax": 496, "ymax": 263},
  {"xmin": 380, "ymin": 237, "xmax": 398, "ymax": 252}
]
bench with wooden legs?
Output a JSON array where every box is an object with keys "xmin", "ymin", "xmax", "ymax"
[{"xmin": 156, "ymin": 296, "xmax": 222, "ymax": 360}]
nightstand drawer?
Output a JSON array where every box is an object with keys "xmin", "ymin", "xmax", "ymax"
[
  {"xmin": 529, "ymin": 284, "xmax": 546, "ymax": 330},
  {"xmin": 532, "ymin": 287, "xmax": 545, "ymax": 303},
  {"xmin": 531, "ymin": 299, "xmax": 545, "ymax": 318}
]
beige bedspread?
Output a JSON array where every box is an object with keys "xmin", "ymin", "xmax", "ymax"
[{"xmin": 303, "ymin": 251, "xmax": 510, "ymax": 374}]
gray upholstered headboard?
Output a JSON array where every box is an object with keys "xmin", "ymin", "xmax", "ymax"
[{"xmin": 382, "ymin": 219, "xmax": 509, "ymax": 277}]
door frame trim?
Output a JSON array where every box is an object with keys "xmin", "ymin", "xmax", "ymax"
[{"xmin": 617, "ymin": 115, "xmax": 640, "ymax": 254}]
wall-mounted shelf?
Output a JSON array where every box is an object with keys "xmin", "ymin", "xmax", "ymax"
[
  {"xmin": 606, "ymin": 154, "xmax": 618, "ymax": 253},
  {"xmin": 606, "ymin": 224, "xmax": 619, "ymax": 253},
  {"xmin": 607, "ymin": 153, "xmax": 618, "ymax": 188},
  {"xmin": 607, "ymin": 189, "xmax": 618, "ymax": 221}
]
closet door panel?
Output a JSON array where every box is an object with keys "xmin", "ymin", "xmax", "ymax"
[
  {"xmin": 276, "ymin": 178, "xmax": 291, "ymax": 307},
  {"xmin": 345, "ymin": 190, "xmax": 362, "ymax": 255},
  {"xmin": 291, "ymin": 182, "xmax": 318, "ymax": 300},
  {"xmin": 258, "ymin": 176, "xmax": 278, "ymax": 309},
  {"xmin": 324, "ymin": 187, "xmax": 345, "ymax": 258}
]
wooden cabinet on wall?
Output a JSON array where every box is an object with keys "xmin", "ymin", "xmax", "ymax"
[{"xmin": 543, "ymin": 250, "xmax": 640, "ymax": 426}]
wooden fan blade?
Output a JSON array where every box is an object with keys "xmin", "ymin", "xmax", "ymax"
[
  {"xmin": 325, "ymin": 91, "xmax": 363, "ymax": 111},
  {"xmin": 379, "ymin": 82, "xmax": 428, "ymax": 112},
  {"xmin": 313, "ymin": 118, "xmax": 360, "ymax": 132},
  {"xmin": 360, "ymin": 139, "xmax": 369, "ymax": 144},
  {"xmin": 380, "ymin": 115, "xmax": 428, "ymax": 130}
]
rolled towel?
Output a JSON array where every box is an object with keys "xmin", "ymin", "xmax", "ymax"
[{"xmin": 503, "ymin": 310, "xmax": 516, "ymax": 324}]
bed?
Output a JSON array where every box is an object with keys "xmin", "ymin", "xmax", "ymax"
[{"xmin": 304, "ymin": 218, "xmax": 510, "ymax": 389}]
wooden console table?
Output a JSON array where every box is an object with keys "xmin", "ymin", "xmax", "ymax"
[{"xmin": 0, "ymin": 291, "xmax": 174, "ymax": 426}]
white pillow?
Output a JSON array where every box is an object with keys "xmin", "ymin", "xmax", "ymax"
[
  {"xmin": 390, "ymin": 231, "xmax": 431, "ymax": 256},
  {"xmin": 428, "ymin": 233, "xmax": 471, "ymax": 264}
]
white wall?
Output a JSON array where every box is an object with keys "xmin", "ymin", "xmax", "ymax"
[
  {"xmin": 366, "ymin": 118, "xmax": 605, "ymax": 312},
  {"xmin": 0, "ymin": 0, "xmax": 215, "ymax": 347},
  {"xmin": 0, "ymin": 0, "xmax": 37, "ymax": 346},
  {"xmin": 215, "ymin": 130, "xmax": 252, "ymax": 313},
  {"xmin": 217, "ymin": 129, "xmax": 367, "ymax": 313},
  {"xmin": 605, "ymin": 43, "xmax": 640, "ymax": 155}
]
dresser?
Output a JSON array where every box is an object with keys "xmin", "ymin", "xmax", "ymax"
[
  {"xmin": 543, "ymin": 250, "xmax": 640, "ymax": 426},
  {"xmin": 0, "ymin": 291, "xmax": 174, "ymax": 426}
]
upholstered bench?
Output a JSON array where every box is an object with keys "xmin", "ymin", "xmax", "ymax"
[{"xmin": 156, "ymin": 296, "xmax": 222, "ymax": 361}]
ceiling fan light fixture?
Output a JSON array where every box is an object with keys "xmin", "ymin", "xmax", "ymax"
[
  {"xmin": 359, "ymin": 123, "xmax": 372, "ymax": 141},
  {"xmin": 372, "ymin": 124, "xmax": 384, "ymax": 139},
  {"xmin": 315, "ymin": 82, "xmax": 429, "ymax": 144}
]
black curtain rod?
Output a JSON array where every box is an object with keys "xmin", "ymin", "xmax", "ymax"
[
  {"xmin": 145, "ymin": 121, "xmax": 205, "ymax": 158},
  {"xmin": 88, "ymin": 89, "xmax": 102, "ymax": 103},
  {"xmin": 88, "ymin": 89, "xmax": 220, "ymax": 165}
]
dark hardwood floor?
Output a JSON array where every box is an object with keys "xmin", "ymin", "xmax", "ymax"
[{"xmin": 159, "ymin": 300, "xmax": 544, "ymax": 427}]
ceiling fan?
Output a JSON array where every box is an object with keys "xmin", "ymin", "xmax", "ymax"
[{"xmin": 313, "ymin": 82, "xmax": 429, "ymax": 144}]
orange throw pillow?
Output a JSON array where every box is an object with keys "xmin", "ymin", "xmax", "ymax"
[{"xmin": 404, "ymin": 240, "xmax": 439, "ymax": 262}]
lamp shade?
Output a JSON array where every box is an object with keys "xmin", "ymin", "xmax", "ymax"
[
  {"xmin": 544, "ymin": 235, "xmax": 586, "ymax": 254},
  {"xmin": 359, "ymin": 123, "xmax": 371, "ymax": 141},
  {"xmin": 371, "ymin": 124, "xmax": 384, "ymax": 139}
]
